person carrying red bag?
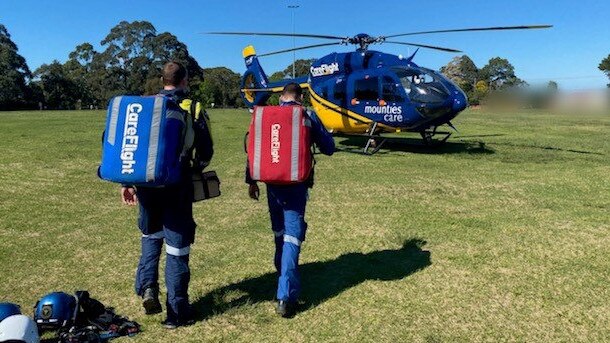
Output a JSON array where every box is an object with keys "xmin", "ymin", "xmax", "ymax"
[{"xmin": 246, "ymin": 83, "xmax": 335, "ymax": 317}]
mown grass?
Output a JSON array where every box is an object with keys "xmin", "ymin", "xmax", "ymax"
[{"xmin": 0, "ymin": 108, "xmax": 608, "ymax": 342}]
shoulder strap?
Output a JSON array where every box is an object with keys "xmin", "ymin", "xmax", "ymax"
[{"xmin": 190, "ymin": 100, "xmax": 198, "ymax": 119}]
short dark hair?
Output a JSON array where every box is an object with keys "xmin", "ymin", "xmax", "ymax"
[
  {"xmin": 282, "ymin": 82, "xmax": 303, "ymax": 98},
  {"xmin": 162, "ymin": 61, "xmax": 187, "ymax": 86}
]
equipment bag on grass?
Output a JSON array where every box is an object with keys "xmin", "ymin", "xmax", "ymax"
[
  {"xmin": 99, "ymin": 95, "xmax": 190, "ymax": 186},
  {"xmin": 247, "ymin": 105, "xmax": 312, "ymax": 184}
]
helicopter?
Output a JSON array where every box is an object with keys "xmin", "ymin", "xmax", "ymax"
[{"xmin": 208, "ymin": 25, "xmax": 552, "ymax": 153}]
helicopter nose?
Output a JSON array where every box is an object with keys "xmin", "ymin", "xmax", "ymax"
[{"xmin": 452, "ymin": 91, "xmax": 468, "ymax": 112}]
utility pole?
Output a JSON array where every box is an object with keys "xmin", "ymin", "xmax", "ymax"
[{"xmin": 288, "ymin": 4, "xmax": 299, "ymax": 78}]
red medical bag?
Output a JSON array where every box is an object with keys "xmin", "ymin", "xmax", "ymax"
[{"xmin": 247, "ymin": 105, "xmax": 312, "ymax": 184}]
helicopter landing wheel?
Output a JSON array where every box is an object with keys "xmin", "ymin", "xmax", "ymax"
[
  {"xmin": 420, "ymin": 128, "xmax": 452, "ymax": 146},
  {"xmin": 420, "ymin": 130, "xmax": 434, "ymax": 145}
]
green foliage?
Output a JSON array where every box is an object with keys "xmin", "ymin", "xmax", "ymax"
[
  {"xmin": 281, "ymin": 58, "xmax": 316, "ymax": 78},
  {"xmin": 598, "ymin": 54, "xmax": 610, "ymax": 87},
  {"xmin": 480, "ymin": 57, "xmax": 525, "ymax": 91},
  {"xmin": 30, "ymin": 21, "xmax": 204, "ymax": 109},
  {"xmin": 266, "ymin": 59, "xmax": 315, "ymax": 106},
  {"xmin": 33, "ymin": 61, "xmax": 81, "ymax": 109},
  {"xmin": 196, "ymin": 67, "xmax": 243, "ymax": 108},
  {"xmin": 472, "ymin": 80, "xmax": 490, "ymax": 105},
  {"xmin": 0, "ymin": 24, "xmax": 34, "ymax": 110},
  {"xmin": 440, "ymin": 55, "xmax": 480, "ymax": 105},
  {"xmin": 440, "ymin": 55, "xmax": 478, "ymax": 92},
  {"xmin": 268, "ymin": 71, "xmax": 288, "ymax": 82},
  {"xmin": 93, "ymin": 21, "xmax": 203, "ymax": 101}
]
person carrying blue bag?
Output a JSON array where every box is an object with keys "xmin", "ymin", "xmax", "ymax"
[{"xmin": 99, "ymin": 61, "xmax": 213, "ymax": 329}]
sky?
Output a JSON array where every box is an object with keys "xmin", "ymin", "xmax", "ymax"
[{"xmin": 1, "ymin": 0, "xmax": 609, "ymax": 90}]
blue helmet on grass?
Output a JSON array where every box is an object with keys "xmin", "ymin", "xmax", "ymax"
[
  {"xmin": 0, "ymin": 303, "xmax": 21, "ymax": 322},
  {"xmin": 33, "ymin": 292, "xmax": 76, "ymax": 330}
]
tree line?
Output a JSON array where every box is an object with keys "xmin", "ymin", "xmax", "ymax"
[
  {"xmin": 0, "ymin": 21, "xmax": 245, "ymax": 110},
  {"xmin": 445, "ymin": 53, "xmax": 610, "ymax": 105},
  {"xmin": 1, "ymin": 21, "xmax": 610, "ymax": 111}
]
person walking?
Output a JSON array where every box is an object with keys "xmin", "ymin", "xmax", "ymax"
[
  {"xmin": 121, "ymin": 61, "xmax": 212, "ymax": 329},
  {"xmin": 246, "ymin": 83, "xmax": 335, "ymax": 317}
]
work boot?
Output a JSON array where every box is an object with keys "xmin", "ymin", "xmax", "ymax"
[
  {"xmin": 162, "ymin": 317, "xmax": 195, "ymax": 330},
  {"xmin": 276, "ymin": 300, "xmax": 297, "ymax": 318},
  {"xmin": 142, "ymin": 287, "xmax": 162, "ymax": 315}
]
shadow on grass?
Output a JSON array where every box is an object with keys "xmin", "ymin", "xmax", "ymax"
[
  {"xmin": 336, "ymin": 135, "xmax": 495, "ymax": 155},
  {"xmin": 482, "ymin": 141, "xmax": 604, "ymax": 155},
  {"xmin": 192, "ymin": 238, "xmax": 431, "ymax": 321}
]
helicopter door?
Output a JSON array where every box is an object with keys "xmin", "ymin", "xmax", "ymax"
[
  {"xmin": 354, "ymin": 76, "xmax": 379, "ymax": 104},
  {"xmin": 381, "ymin": 76, "xmax": 405, "ymax": 103},
  {"xmin": 349, "ymin": 75, "xmax": 380, "ymax": 107},
  {"xmin": 332, "ymin": 78, "xmax": 347, "ymax": 107}
]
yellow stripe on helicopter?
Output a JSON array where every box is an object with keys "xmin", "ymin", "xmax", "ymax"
[{"xmin": 308, "ymin": 88, "xmax": 396, "ymax": 133}]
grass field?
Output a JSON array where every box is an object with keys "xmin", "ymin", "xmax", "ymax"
[{"xmin": 0, "ymin": 108, "xmax": 609, "ymax": 342}]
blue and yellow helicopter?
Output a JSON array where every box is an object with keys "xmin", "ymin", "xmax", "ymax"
[{"xmin": 209, "ymin": 25, "xmax": 551, "ymax": 153}]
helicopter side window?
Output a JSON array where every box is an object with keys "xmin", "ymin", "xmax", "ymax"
[
  {"xmin": 393, "ymin": 67, "xmax": 450, "ymax": 105},
  {"xmin": 382, "ymin": 76, "xmax": 404, "ymax": 102},
  {"xmin": 333, "ymin": 80, "xmax": 346, "ymax": 102},
  {"xmin": 354, "ymin": 77, "xmax": 379, "ymax": 101}
]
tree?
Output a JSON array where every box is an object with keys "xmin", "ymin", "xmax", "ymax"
[
  {"xmin": 267, "ymin": 70, "xmax": 291, "ymax": 105},
  {"xmin": 440, "ymin": 55, "xmax": 479, "ymax": 103},
  {"xmin": 599, "ymin": 54, "xmax": 610, "ymax": 87},
  {"xmin": 0, "ymin": 24, "xmax": 33, "ymax": 110},
  {"xmin": 547, "ymin": 80, "xmax": 558, "ymax": 92},
  {"xmin": 196, "ymin": 67, "xmax": 242, "ymax": 108},
  {"xmin": 34, "ymin": 61, "xmax": 80, "ymax": 109},
  {"xmin": 473, "ymin": 80, "xmax": 490, "ymax": 104},
  {"xmin": 264, "ymin": 59, "xmax": 316, "ymax": 106},
  {"xmin": 64, "ymin": 43, "xmax": 99, "ymax": 107},
  {"xmin": 98, "ymin": 21, "xmax": 157, "ymax": 96},
  {"xmin": 268, "ymin": 71, "xmax": 289, "ymax": 82},
  {"xmin": 475, "ymin": 80, "xmax": 489, "ymax": 94},
  {"xmin": 480, "ymin": 57, "xmax": 524, "ymax": 91},
  {"xmin": 55, "ymin": 21, "xmax": 205, "ymax": 106},
  {"xmin": 440, "ymin": 55, "xmax": 479, "ymax": 93},
  {"xmin": 92, "ymin": 21, "xmax": 204, "ymax": 100},
  {"xmin": 282, "ymin": 59, "xmax": 316, "ymax": 78}
]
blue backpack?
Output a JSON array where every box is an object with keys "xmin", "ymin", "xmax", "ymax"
[{"xmin": 99, "ymin": 95, "xmax": 190, "ymax": 186}]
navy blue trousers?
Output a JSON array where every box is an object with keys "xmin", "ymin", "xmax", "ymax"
[
  {"xmin": 267, "ymin": 183, "xmax": 308, "ymax": 302},
  {"xmin": 134, "ymin": 180, "xmax": 196, "ymax": 321}
]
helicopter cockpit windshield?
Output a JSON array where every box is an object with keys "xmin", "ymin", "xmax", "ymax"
[{"xmin": 392, "ymin": 67, "xmax": 450, "ymax": 105}]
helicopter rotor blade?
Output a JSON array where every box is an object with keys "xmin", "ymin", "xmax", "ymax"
[
  {"xmin": 383, "ymin": 25, "xmax": 552, "ymax": 39},
  {"xmin": 259, "ymin": 42, "xmax": 344, "ymax": 57},
  {"xmin": 384, "ymin": 41, "xmax": 462, "ymax": 53},
  {"xmin": 205, "ymin": 32, "xmax": 346, "ymax": 40}
]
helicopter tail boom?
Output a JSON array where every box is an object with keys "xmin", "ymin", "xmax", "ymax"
[{"xmin": 240, "ymin": 45, "xmax": 309, "ymax": 107}]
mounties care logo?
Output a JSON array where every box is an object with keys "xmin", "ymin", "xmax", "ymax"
[
  {"xmin": 120, "ymin": 103, "xmax": 141, "ymax": 174},
  {"xmin": 364, "ymin": 105, "xmax": 404, "ymax": 122},
  {"xmin": 310, "ymin": 62, "xmax": 340, "ymax": 77},
  {"xmin": 270, "ymin": 124, "xmax": 281, "ymax": 163}
]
